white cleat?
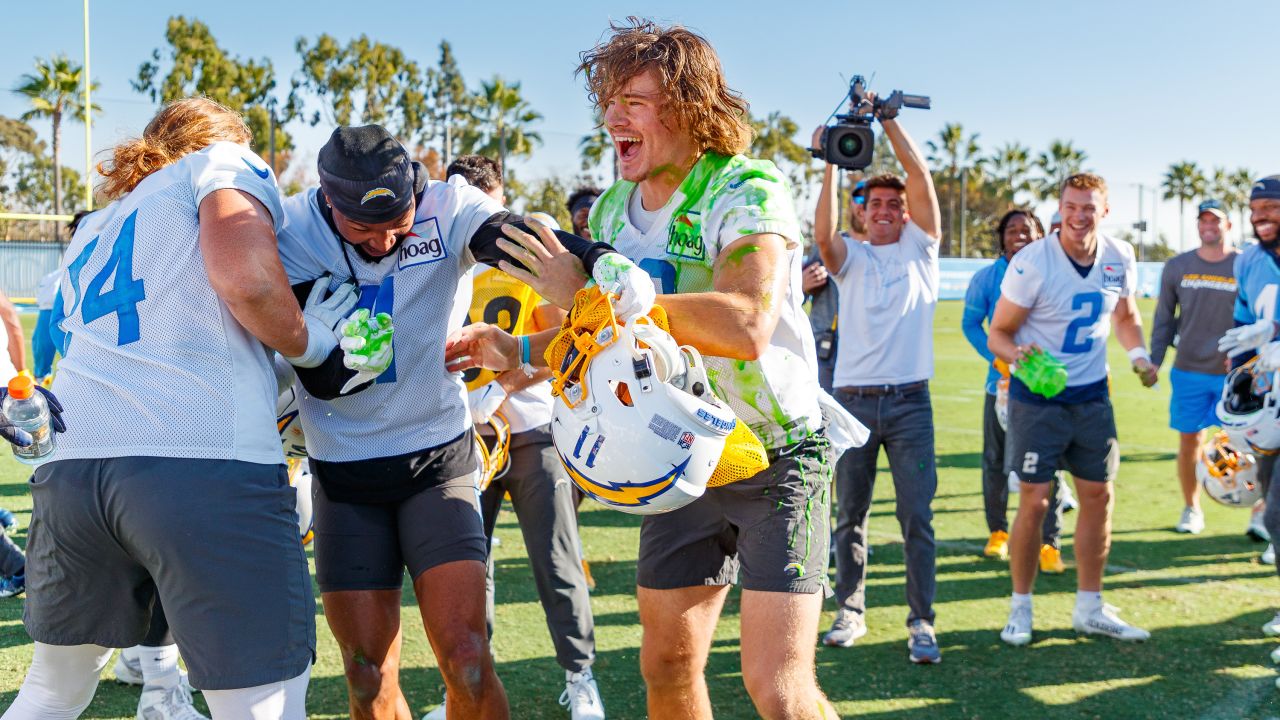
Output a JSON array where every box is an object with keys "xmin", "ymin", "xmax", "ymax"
[
  {"xmin": 1248, "ymin": 507, "xmax": 1271, "ymax": 542},
  {"xmin": 1263, "ymin": 544, "xmax": 1276, "ymax": 566},
  {"xmin": 421, "ymin": 695, "xmax": 447, "ymax": 720},
  {"xmin": 1174, "ymin": 507, "xmax": 1205, "ymax": 534},
  {"xmin": 560, "ymin": 668, "xmax": 606, "ymax": 720},
  {"xmin": 1072, "ymin": 603, "xmax": 1150, "ymax": 642},
  {"xmin": 1059, "ymin": 480, "xmax": 1078, "ymax": 513},
  {"xmin": 1001, "ymin": 604, "xmax": 1033, "ymax": 646},
  {"xmin": 1264, "ymin": 612, "xmax": 1280, "ymax": 637},
  {"xmin": 136, "ymin": 683, "xmax": 207, "ymax": 720}
]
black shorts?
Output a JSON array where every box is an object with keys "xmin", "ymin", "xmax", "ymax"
[
  {"xmin": 24, "ymin": 457, "xmax": 315, "ymax": 691},
  {"xmin": 311, "ymin": 464, "xmax": 487, "ymax": 593},
  {"xmin": 1005, "ymin": 396, "xmax": 1120, "ymax": 483},
  {"xmin": 636, "ymin": 435, "xmax": 833, "ymax": 594}
]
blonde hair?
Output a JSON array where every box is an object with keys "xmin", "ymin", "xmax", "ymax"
[
  {"xmin": 1061, "ymin": 172, "xmax": 1108, "ymax": 199},
  {"xmin": 98, "ymin": 97, "xmax": 252, "ymax": 199},
  {"xmin": 577, "ymin": 17, "xmax": 752, "ymax": 157}
]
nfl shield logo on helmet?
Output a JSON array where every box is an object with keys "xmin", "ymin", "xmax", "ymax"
[{"xmin": 678, "ymin": 431, "xmax": 695, "ymax": 450}]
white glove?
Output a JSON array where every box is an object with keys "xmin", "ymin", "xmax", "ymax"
[
  {"xmin": 1257, "ymin": 341, "xmax": 1280, "ymax": 373},
  {"xmin": 286, "ymin": 277, "xmax": 357, "ymax": 368},
  {"xmin": 1219, "ymin": 319, "xmax": 1277, "ymax": 358},
  {"xmin": 337, "ymin": 309, "xmax": 395, "ymax": 395},
  {"xmin": 467, "ymin": 380, "xmax": 508, "ymax": 425},
  {"xmin": 592, "ymin": 253, "xmax": 656, "ymax": 322}
]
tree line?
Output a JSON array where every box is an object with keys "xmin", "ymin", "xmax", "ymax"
[{"xmin": 0, "ymin": 16, "xmax": 1259, "ymax": 256}]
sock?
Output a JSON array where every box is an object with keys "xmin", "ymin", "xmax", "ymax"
[
  {"xmin": 1076, "ymin": 590, "xmax": 1103, "ymax": 610},
  {"xmin": 1011, "ymin": 592, "xmax": 1032, "ymax": 610},
  {"xmin": 137, "ymin": 644, "xmax": 180, "ymax": 688}
]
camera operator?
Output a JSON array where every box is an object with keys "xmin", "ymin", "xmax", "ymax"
[
  {"xmin": 808, "ymin": 178, "xmax": 867, "ymax": 392},
  {"xmin": 811, "ymin": 96, "xmax": 943, "ymax": 663}
]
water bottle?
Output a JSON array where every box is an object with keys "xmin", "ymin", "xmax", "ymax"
[
  {"xmin": 1013, "ymin": 348, "xmax": 1069, "ymax": 399},
  {"xmin": 3, "ymin": 373, "xmax": 56, "ymax": 465}
]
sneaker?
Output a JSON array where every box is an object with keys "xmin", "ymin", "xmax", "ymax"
[
  {"xmin": 1072, "ymin": 603, "xmax": 1150, "ymax": 641},
  {"xmin": 1264, "ymin": 612, "xmax": 1280, "ymax": 637},
  {"xmin": 0, "ymin": 508, "xmax": 17, "ymax": 532},
  {"xmin": 136, "ymin": 683, "xmax": 207, "ymax": 720},
  {"xmin": 907, "ymin": 619, "xmax": 941, "ymax": 664},
  {"xmin": 1060, "ymin": 481, "xmax": 1078, "ymax": 513},
  {"xmin": 1175, "ymin": 506, "xmax": 1205, "ymax": 534},
  {"xmin": 421, "ymin": 695, "xmax": 447, "ymax": 720},
  {"xmin": 0, "ymin": 573, "xmax": 23, "ymax": 598},
  {"xmin": 1039, "ymin": 545, "xmax": 1066, "ymax": 574},
  {"xmin": 1264, "ymin": 544, "xmax": 1276, "ymax": 566},
  {"xmin": 114, "ymin": 652, "xmax": 194, "ymax": 694},
  {"xmin": 581, "ymin": 559, "xmax": 596, "ymax": 592},
  {"xmin": 984, "ymin": 530, "xmax": 1010, "ymax": 560},
  {"xmin": 1001, "ymin": 604, "xmax": 1033, "ymax": 646},
  {"xmin": 1270, "ymin": 644, "xmax": 1280, "ymax": 664},
  {"xmin": 559, "ymin": 668, "xmax": 605, "ymax": 720},
  {"xmin": 1248, "ymin": 506, "xmax": 1271, "ymax": 542},
  {"xmin": 822, "ymin": 608, "xmax": 867, "ymax": 648}
]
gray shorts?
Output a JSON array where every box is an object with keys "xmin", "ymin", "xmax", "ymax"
[
  {"xmin": 24, "ymin": 457, "xmax": 315, "ymax": 691},
  {"xmin": 1005, "ymin": 397, "xmax": 1120, "ymax": 483},
  {"xmin": 636, "ymin": 435, "xmax": 833, "ymax": 594},
  {"xmin": 311, "ymin": 469, "xmax": 487, "ymax": 592}
]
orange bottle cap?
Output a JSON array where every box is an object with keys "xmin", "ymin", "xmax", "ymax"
[{"xmin": 7, "ymin": 374, "xmax": 34, "ymax": 400}]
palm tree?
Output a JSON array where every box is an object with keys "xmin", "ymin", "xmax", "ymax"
[
  {"xmin": 469, "ymin": 76, "xmax": 543, "ymax": 183},
  {"xmin": 1162, "ymin": 161, "xmax": 1206, "ymax": 249},
  {"xmin": 14, "ymin": 55, "xmax": 99, "ymax": 218},
  {"xmin": 1034, "ymin": 140, "xmax": 1088, "ymax": 202},
  {"xmin": 1230, "ymin": 167, "xmax": 1256, "ymax": 233},
  {"xmin": 926, "ymin": 123, "xmax": 982, "ymax": 254},
  {"xmin": 579, "ymin": 113, "xmax": 616, "ymax": 182},
  {"xmin": 749, "ymin": 111, "xmax": 813, "ymax": 189},
  {"xmin": 986, "ymin": 142, "xmax": 1033, "ymax": 203}
]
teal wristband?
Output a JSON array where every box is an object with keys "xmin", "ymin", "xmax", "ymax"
[{"xmin": 520, "ymin": 335, "xmax": 531, "ymax": 365}]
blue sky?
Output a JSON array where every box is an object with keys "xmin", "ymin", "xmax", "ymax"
[{"xmin": 1, "ymin": 0, "xmax": 1275, "ymax": 251}]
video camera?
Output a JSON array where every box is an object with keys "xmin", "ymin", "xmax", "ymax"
[{"xmin": 811, "ymin": 75, "xmax": 930, "ymax": 170}]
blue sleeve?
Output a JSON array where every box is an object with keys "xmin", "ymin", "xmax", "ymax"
[
  {"xmin": 962, "ymin": 270, "xmax": 996, "ymax": 362},
  {"xmin": 1234, "ymin": 253, "xmax": 1254, "ymax": 324}
]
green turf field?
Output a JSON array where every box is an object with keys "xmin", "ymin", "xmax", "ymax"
[{"xmin": 0, "ymin": 300, "xmax": 1278, "ymax": 719}]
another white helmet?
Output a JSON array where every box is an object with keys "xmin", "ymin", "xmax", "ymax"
[
  {"xmin": 276, "ymin": 383, "xmax": 308, "ymax": 459},
  {"xmin": 1198, "ymin": 432, "xmax": 1263, "ymax": 507},
  {"xmin": 548, "ymin": 293, "xmax": 737, "ymax": 515},
  {"xmin": 1216, "ymin": 362, "xmax": 1280, "ymax": 455},
  {"xmin": 287, "ymin": 458, "xmax": 315, "ymax": 545}
]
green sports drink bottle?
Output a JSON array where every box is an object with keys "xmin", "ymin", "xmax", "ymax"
[{"xmin": 1013, "ymin": 348, "xmax": 1068, "ymax": 399}]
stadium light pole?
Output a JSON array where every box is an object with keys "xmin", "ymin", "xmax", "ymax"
[{"xmin": 83, "ymin": 0, "xmax": 93, "ymax": 211}]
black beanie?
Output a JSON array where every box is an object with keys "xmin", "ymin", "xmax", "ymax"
[{"xmin": 317, "ymin": 125, "xmax": 414, "ymax": 224}]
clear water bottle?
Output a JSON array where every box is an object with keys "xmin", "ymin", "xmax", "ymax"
[{"xmin": 3, "ymin": 373, "xmax": 55, "ymax": 465}]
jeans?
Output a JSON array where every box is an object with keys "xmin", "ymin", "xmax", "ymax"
[
  {"xmin": 981, "ymin": 392, "xmax": 1065, "ymax": 546},
  {"xmin": 832, "ymin": 384, "xmax": 936, "ymax": 625}
]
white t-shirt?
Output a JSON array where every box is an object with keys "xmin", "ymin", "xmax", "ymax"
[
  {"xmin": 588, "ymin": 153, "xmax": 821, "ymax": 449},
  {"xmin": 277, "ymin": 176, "xmax": 503, "ymax": 462},
  {"xmin": 1000, "ymin": 232, "xmax": 1136, "ymax": 387},
  {"xmin": 35, "ymin": 270, "xmax": 60, "ymax": 310},
  {"xmin": 832, "ymin": 221, "xmax": 940, "ymax": 386},
  {"xmin": 51, "ymin": 142, "xmax": 285, "ymax": 464}
]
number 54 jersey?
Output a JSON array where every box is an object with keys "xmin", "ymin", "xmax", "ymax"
[
  {"xmin": 1000, "ymin": 231, "xmax": 1136, "ymax": 389},
  {"xmin": 50, "ymin": 142, "xmax": 286, "ymax": 464}
]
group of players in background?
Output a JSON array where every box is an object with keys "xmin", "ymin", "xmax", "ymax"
[{"xmin": 0, "ymin": 14, "xmax": 1276, "ymax": 720}]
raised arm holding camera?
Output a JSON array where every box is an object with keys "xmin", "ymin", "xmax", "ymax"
[{"xmin": 817, "ymin": 90, "xmax": 946, "ymax": 663}]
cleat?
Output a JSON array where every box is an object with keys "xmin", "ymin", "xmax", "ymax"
[
  {"xmin": 1060, "ymin": 481, "xmax": 1078, "ymax": 513},
  {"xmin": 421, "ymin": 695, "xmax": 447, "ymax": 720},
  {"xmin": 1039, "ymin": 545, "xmax": 1066, "ymax": 574},
  {"xmin": 984, "ymin": 530, "xmax": 1010, "ymax": 560},
  {"xmin": 0, "ymin": 508, "xmax": 17, "ymax": 532},
  {"xmin": 907, "ymin": 619, "xmax": 941, "ymax": 664},
  {"xmin": 0, "ymin": 573, "xmax": 24, "ymax": 598},
  {"xmin": 136, "ymin": 683, "xmax": 207, "ymax": 720},
  {"xmin": 559, "ymin": 668, "xmax": 606, "ymax": 720},
  {"xmin": 1264, "ymin": 612, "xmax": 1280, "ymax": 637},
  {"xmin": 1174, "ymin": 506, "xmax": 1205, "ymax": 534},
  {"xmin": 822, "ymin": 608, "xmax": 867, "ymax": 648},
  {"xmin": 1001, "ymin": 604, "xmax": 1033, "ymax": 646},
  {"xmin": 1073, "ymin": 603, "xmax": 1150, "ymax": 641},
  {"xmin": 1263, "ymin": 544, "xmax": 1276, "ymax": 566},
  {"xmin": 1248, "ymin": 506, "xmax": 1271, "ymax": 542}
]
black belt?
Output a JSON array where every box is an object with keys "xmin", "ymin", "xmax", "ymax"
[{"xmin": 836, "ymin": 380, "xmax": 928, "ymax": 397}]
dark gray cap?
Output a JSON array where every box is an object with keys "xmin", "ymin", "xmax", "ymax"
[{"xmin": 317, "ymin": 125, "xmax": 414, "ymax": 224}]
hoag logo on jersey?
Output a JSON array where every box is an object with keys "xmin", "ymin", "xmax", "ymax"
[
  {"xmin": 1101, "ymin": 262, "xmax": 1125, "ymax": 289},
  {"xmin": 398, "ymin": 217, "xmax": 448, "ymax": 270},
  {"xmin": 666, "ymin": 211, "xmax": 705, "ymax": 261}
]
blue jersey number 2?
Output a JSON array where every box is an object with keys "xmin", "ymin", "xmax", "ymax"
[
  {"xmin": 63, "ymin": 209, "xmax": 147, "ymax": 346},
  {"xmin": 638, "ymin": 258, "xmax": 675, "ymax": 294},
  {"xmin": 1062, "ymin": 291, "xmax": 1102, "ymax": 353}
]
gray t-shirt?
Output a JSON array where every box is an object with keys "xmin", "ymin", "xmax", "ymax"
[{"xmin": 1150, "ymin": 249, "xmax": 1238, "ymax": 374}]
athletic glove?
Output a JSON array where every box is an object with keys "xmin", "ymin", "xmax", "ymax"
[
  {"xmin": 338, "ymin": 308, "xmax": 395, "ymax": 395},
  {"xmin": 287, "ymin": 276, "xmax": 358, "ymax": 368},
  {"xmin": 1257, "ymin": 341, "xmax": 1280, "ymax": 373},
  {"xmin": 0, "ymin": 385, "xmax": 66, "ymax": 448},
  {"xmin": 467, "ymin": 380, "xmax": 508, "ymax": 425},
  {"xmin": 1218, "ymin": 319, "xmax": 1278, "ymax": 358},
  {"xmin": 592, "ymin": 253, "xmax": 656, "ymax": 322}
]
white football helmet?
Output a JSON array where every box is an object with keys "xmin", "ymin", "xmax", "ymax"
[
  {"xmin": 549, "ymin": 296, "xmax": 737, "ymax": 515},
  {"xmin": 1216, "ymin": 362, "xmax": 1280, "ymax": 455},
  {"xmin": 1198, "ymin": 432, "xmax": 1263, "ymax": 507},
  {"xmin": 276, "ymin": 383, "xmax": 308, "ymax": 459},
  {"xmin": 287, "ymin": 458, "xmax": 315, "ymax": 545}
]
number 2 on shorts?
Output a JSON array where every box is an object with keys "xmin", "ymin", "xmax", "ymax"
[{"xmin": 1022, "ymin": 451, "xmax": 1039, "ymax": 475}]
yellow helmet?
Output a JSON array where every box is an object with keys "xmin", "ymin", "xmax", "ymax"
[{"xmin": 474, "ymin": 411, "xmax": 512, "ymax": 492}]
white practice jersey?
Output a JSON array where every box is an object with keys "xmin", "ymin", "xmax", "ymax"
[
  {"xmin": 278, "ymin": 176, "xmax": 502, "ymax": 462},
  {"xmin": 1000, "ymin": 232, "xmax": 1135, "ymax": 387},
  {"xmin": 51, "ymin": 142, "xmax": 285, "ymax": 463}
]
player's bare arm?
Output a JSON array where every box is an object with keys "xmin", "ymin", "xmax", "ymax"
[
  {"xmin": 988, "ymin": 296, "xmax": 1034, "ymax": 366},
  {"xmin": 0, "ymin": 292, "xmax": 27, "ymax": 373},
  {"xmin": 1114, "ymin": 295, "xmax": 1158, "ymax": 386},
  {"xmin": 200, "ymin": 188, "xmax": 309, "ymax": 359}
]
